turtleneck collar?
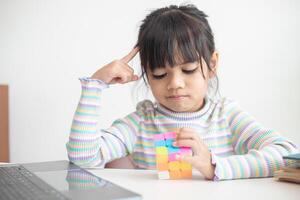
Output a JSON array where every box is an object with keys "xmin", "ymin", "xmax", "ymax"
[{"xmin": 155, "ymin": 96, "xmax": 211, "ymax": 121}]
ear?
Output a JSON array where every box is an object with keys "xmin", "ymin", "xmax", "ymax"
[{"xmin": 209, "ymin": 51, "xmax": 219, "ymax": 78}]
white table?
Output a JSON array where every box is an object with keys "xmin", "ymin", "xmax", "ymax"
[{"xmin": 88, "ymin": 168, "xmax": 300, "ymax": 200}]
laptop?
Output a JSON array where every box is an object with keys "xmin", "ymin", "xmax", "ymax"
[{"xmin": 0, "ymin": 160, "xmax": 142, "ymax": 200}]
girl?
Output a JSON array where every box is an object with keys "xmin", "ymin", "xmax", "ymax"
[{"xmin": 66, "ymin": 4, "xmax": 298, "ymax": 180}]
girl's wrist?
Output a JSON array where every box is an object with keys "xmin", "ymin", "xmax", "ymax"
[
  {"xmin": 200, "ymin": 152, "xmax": 216, "ymax": 180},
  {"xmin": 204, "ymin": 163, "xmax": 216, "ymax": 180}
]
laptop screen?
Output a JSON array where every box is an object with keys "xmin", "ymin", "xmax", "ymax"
[
  {"xmin": 34, "ymin": 168, "xmax": 110, "ymax": 192},
  {"xmin": 24, "ymin": 161, "xmax": 142, "ymax": 200}
]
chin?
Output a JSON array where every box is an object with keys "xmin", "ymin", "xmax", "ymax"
[
  {"xmin": 159, "ymin": 100, "xmax": 197, "ymax": 112},
  {"xmin": 167, "ymin": 105, "xmax": 191, "ymax": 113}
]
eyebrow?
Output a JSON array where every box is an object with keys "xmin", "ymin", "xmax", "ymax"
[
  {"xmin": 169, "ymin": 61, "xmax": 198, "ymax": 68},
  {"xmin": 150, "ymin": 61, "xmax": 198, "ymax": 72},
  {"xmin": 178, "ymin": 61, "xmax": 198, "ymax": 67}
]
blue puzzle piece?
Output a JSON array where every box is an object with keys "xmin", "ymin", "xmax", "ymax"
[
  {"xmin": 155, "ymin": 140, "xmax": 166, "ymax": 147},
  {"xmin": 165, "ymin": 139, "xmax": 174, "ymax": 147},
  {"xmin": 168, "ymin": 146, "xmax": 180, "ymax": 153}
]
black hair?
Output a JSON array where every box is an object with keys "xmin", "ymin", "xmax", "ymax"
[{"xmin": 135, "ymin": 4, "xmax": 219, "ymax": 96}]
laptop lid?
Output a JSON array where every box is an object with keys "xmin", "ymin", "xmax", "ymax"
[{"xmin": 22, "ymin": 160, "xmax": 142, "ymax": 200}]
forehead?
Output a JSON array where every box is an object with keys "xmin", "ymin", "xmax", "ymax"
[
  {"xmin": 141, "ymin": 26, "xmax": 201, "ymax": 72},
  {"xmin": 149, "ymin": 51, "xmax": 199, "ymax": 71}
]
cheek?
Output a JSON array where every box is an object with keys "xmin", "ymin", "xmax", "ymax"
[
  {"xmin": 153, "ymin": 84, "xmax": 165, "ymax": 94},
  {"xmin": 189, "ymin": 74, "xmax": 205, "ymax": 86},
  {"xmin": 148, "ymin": 81, "xmax": 164, "ymax": 96},
  {"xmin": 188, "ymin": 76, "xmax": 209, "ymax": 93}
]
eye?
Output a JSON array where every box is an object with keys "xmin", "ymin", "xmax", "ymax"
[
  {"xmin": 152, "ymin": 73, "xmax": 167, "ymax": 79},
  {"xmin": 182, "ymin": 67, "xmax": 198, "ymax": 74}
]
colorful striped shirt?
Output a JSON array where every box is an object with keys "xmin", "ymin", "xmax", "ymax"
[{"xmin": 66, "ymin": 78, "xmax": 299, "ymax": 180}]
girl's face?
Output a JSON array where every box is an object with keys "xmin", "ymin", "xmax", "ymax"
[{"xmin": 147, "ymin": 53, "xmax": 218, "ymax": 113}]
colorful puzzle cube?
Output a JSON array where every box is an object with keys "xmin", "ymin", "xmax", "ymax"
[{"xmin": 154, "ymin": 132, "xmax": 192, "ymax": 179}]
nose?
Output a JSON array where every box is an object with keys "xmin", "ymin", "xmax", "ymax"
[{"xmin": 167, "ymin": 73, "xmax": 185, "ymax": 90}]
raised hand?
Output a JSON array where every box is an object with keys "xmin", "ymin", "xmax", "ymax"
[{"xmin": 91, "ymin": 47, "xmax": 139, "ymax": 84}]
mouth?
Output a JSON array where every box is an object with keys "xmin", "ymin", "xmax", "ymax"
[{"xmin": 166, "ymin": 95, "xmax": 189, "ymax": 100}]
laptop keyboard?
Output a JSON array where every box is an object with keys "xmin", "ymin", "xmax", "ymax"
[{"xmin": 0, "ymin": 164, "xmax": 69, "ymax": 200}]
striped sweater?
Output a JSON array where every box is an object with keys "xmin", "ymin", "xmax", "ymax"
[{"xmin": 66, "ymin": 78, "xmax": 298, "ymax": 180}]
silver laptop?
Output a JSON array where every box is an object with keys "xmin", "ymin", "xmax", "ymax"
[{"xmin": 0, "ymin": 160, "xmax": 142, "ymax": 200}]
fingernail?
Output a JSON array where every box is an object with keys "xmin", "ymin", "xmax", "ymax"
[{"xmin": 173, "ymin": 142, "xmax": 177, "ymax": 146}]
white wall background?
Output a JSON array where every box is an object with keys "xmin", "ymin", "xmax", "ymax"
[{"xmin": 0, "ymin": 0, "xmax": 299, "ymax": 163}]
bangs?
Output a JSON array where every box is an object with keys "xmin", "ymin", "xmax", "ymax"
[{"xmin": 138, "ymin": 9, "xmax": 214, "ymax": 72}]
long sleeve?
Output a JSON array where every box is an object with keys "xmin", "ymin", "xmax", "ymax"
[
  {"xmin": 212, "ymin": 100, "xmax": 299, "ymax": 180},
  {"xmin": 66, "ymin": 78, "xmax": 141, "ymax": 168}
]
